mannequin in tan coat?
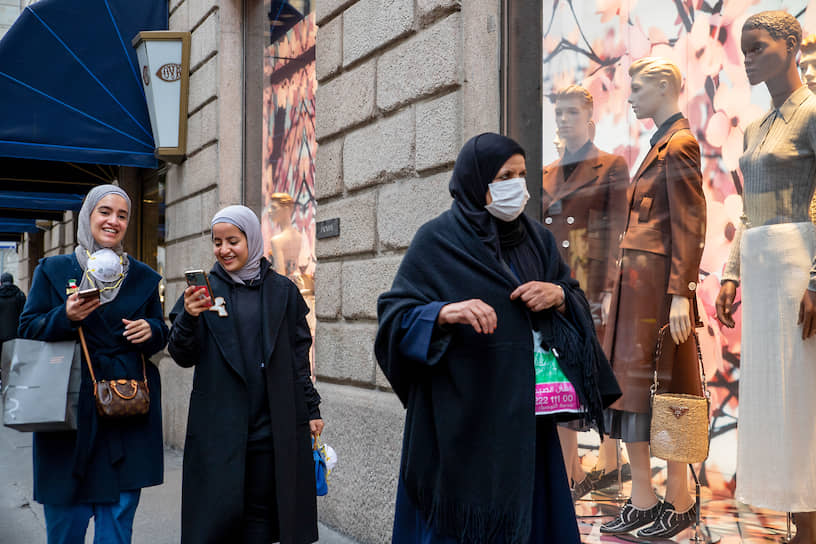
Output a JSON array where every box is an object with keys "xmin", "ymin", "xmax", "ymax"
[{"xmin": 601, "ymin": 58, "xmax": 706, "ymax": 539}]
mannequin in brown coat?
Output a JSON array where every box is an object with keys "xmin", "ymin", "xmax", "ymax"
[
  {"xmin": 600, "ymin": 58, "xmax": 706, "ymax": 539},
  {"xmin": 542, "ymin": 85, "xmax": 631, "ymax": 498}
]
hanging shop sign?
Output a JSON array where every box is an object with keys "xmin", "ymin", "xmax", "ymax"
[{"xmin": 132, "ymin": 31, "xmax": 191, "ymax": 163}]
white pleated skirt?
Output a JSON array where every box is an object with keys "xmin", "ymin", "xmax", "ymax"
[{"xmin": 737, "ymin": 222, "xmax": 816, "ymax": 512}]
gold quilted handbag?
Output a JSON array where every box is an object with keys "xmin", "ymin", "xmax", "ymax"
[{"xmin": 649, "ymin": 325, "xmax": 710, "ymax": 464}]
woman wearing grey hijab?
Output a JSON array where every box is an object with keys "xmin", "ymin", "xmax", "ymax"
[
  {"xmin": 168, "ymin": 204, "xmax": 324, "ymax": 544},
  {"xmin": 18, "ymin": 184, "xmax": 168, "ymax": 544}
]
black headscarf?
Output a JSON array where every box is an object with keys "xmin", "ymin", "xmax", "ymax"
[
  {"xmin": 376, "ymin": 133, "xmax": 620, "ymax": 543},
  {"xmin": 449, "ymin": 133, "xmax": 525, "ymax": 259}
]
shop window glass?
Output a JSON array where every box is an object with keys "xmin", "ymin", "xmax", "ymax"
[
  {"xmin": 140, "ymin": 172, "xmax": 166, "ymax": 308},
  {"xmin": 540, "ymin": 0, "xmax": 815, "ymax": 504},
  {"xmin": 262, "ymin": 0, "xmax": 316, "ymax": 368}
]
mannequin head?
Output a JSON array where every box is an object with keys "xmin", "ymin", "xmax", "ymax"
[
  {"xmin": 801, "ymin": 34, "xmax": 816, "ymax": 93},
  {"xmin": 553, "ymin": 85, "xmax": 594, "ymax": 152},
  {"xmin": 628, "ymin": 57, "xmax": 682, "ymax": 124},
  {"xmin": 268, "ymin": 192, "xmax": 295, "ymax": 228},
  {"xmin": 741, "ymin": 11, "xmax": 801, "ymax": 86}
]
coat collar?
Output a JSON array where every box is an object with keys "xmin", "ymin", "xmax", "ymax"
[
  {"xmin": 202, "ymin": 260, "xmax": 289, "ymax": 382},
  {"xmin": 38, "ymin": 254, "xmax": 162, "ymax": 343},
  {"xmin": 760, "ymin": 85, "xmax": 811, "ymax": 125},
  {"xmin": 39, "ymin": 254, "xmax": 160, "ymax": 311},
  {"xmin": 542, "ymin": 143, "xmax": 605, "ymax": 205},
  {"xmin": 631, "ymin": 116, "xmax": 690, "ymax": 183}
]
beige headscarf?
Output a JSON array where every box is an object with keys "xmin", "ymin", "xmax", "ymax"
[
  {"xmin": 74, "ymin": 184, "xmax": 131, "ymax": 304},
  {"xmin": 211, "ymin": 205, "xmax": 264, "ymax": 284}
]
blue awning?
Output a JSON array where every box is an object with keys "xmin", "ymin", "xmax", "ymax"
[
  {"xmin": 0, "ymin": 0, "xmax": 168, "ymax": 169},
  {"xmin": 0, "ymin": 219, "xmax": 39, "ymax": 234},
  {"xmin": 0, "ymin": 0, "xmax": 167, "ymax": 236},
  {"xmin": 269, "ymin": 1, "xmax": 305, "ymax": 43},
  {"xmin": 0, "ymin": 191, "xmax": 84, "ymax": 212}
]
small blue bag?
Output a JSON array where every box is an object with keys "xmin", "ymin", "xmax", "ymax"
[{"xmin": 313, "ymin": 436, "xmax": 328, "ymax": 496}]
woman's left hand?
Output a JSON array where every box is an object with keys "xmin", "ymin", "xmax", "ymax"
[
  {"xmin": 798, "ymin": 289, "xmax": 816, "ymax": 340},
  {"xmin": 310, "ymin": 419, "xmax": 324, "ymax": 440},
  {"xmin": 510, "ymin": 281, "xmax": 565, "ymax": 312},
  {"xmin": 122, "ymin": 318, "xmax": 153, "ymax": 344}
]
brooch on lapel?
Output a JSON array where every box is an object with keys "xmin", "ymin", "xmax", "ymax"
[
  {"xmin": 208, "ymin": 296, "xmax": 228, "ymax": 317},
  {"xmin": 66, "ymin": 279, "xmax": 79, "ymax": 296}
]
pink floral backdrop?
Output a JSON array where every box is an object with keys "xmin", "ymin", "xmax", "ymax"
[
  {"xmin": 262, "ymin": 11, "xmax": 317, "ymax": 280},
  {"xmin": 262, "ymin": 7, "xmax": 317, "ymax": 374},
  {"xmin": 543, "ymin": 0, "xmax": 816, "ymax": 500}
]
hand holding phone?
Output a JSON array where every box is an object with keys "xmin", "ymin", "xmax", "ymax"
[
  {"xmin": 66, "ymin": 290, "xmax": 101, "ymax": 322},
  {"xmin": 184, "ymin": 270, "xmax": 214, "ymax": 317}
]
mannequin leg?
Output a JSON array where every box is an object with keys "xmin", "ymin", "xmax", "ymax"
[
  {"xmin": 624, "ymin": 441, "xmax": 658, "ymax": 508},
  {"xmin": 599, "ymin": 440, "xmax": 661, "ymax": 534},
  {"xmin": 597, "ymin": 436, "xmax": 627, "ymax": 472},
  {"xmin": 557, "ymin": 426, "xmax": 593, "ymax": 500},
  {"xmin": 663, "ymin": 461, "xmax": 694, "ymax": 511},
  {"xmin": 556, "ymin": 426, "xmax": 581, "ymax": 484},
  {"xmin": 792, "ymin": 511, "xmax": 816, "ymax": 544},
  {"xmin": 635, "ymin": 460, "xmax": 697, "ymax": 538}
]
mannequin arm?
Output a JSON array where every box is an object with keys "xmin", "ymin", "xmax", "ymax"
[
  {"xmin": 669, "ymin": 295, "xmax": 691, "ymax": 345},
  {"xmin": 798, "ymin": 289, "xmax": 816, "ymax": 340},
  {"xmin": 715, "ymin": 280, "xmax": 737, "ymax": 328}
]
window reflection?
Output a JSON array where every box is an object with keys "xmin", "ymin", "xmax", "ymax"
[
  {"xmin": 263, "ymin": 0, "xmax": 316, "ymax": 374},
  {"xmin": 141, "ymin": 173, "xmax": 165, "ymax": 307},
  {"xmin": 538, "ymin": 0, "xmax": 816, "ymax": 502}
]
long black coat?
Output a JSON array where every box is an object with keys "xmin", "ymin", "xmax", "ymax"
[{"xmin": 168, "ymin": 260, "xmax": 320, "ymax": 544}]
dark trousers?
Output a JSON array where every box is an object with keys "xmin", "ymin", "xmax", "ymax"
[{"xmin": 242, "ymin": 439, "xmax": 280, "ymax": 544}]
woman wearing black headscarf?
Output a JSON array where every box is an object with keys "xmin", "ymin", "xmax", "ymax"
[{"xmin": 376, "ymin": 133, "xmax": 621, "ymax": 543}]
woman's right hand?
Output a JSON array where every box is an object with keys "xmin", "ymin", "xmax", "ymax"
[
  {"xmin": 715, "ymin": 280, "xmax": 737, "ymax": 328},
  {"xmin": 437, "ymin": 299, "xmax": 497, "ymax": 334},
  {"xmin": 65, "ymin": 293, "xmax": 100, "ymax": 322},
  {"xmin": 183, "ymin": 286, "xmax": 212, "ymax": 317}
]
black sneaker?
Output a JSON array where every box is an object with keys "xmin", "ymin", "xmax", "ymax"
[
  {"xmin": 599, "ymin": 499, "xmax": 662, "ymax": 534},
  {"xmin": 571, "ymin": 476, "xmax": 594, "ymax": 501},
  {"xmin": 636, "ymin": 501, "xmax": 696, "ymax": 539}
]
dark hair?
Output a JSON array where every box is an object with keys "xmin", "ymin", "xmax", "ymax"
[
  {"xmin": 1, "ymin": 272, "xmax": 13, "ymax": 285},
  {"xmin": 743, "ymin": 11, "xmax": 802, "ymax": 50}
]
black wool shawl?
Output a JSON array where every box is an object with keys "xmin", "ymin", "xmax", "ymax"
[{"xmin": 375, "ymin": 205, "xmax": 620, "ymax": 543}]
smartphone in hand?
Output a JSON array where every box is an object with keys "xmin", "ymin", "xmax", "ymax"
[
  {"xmin": 77, "ymin": 288, "xmax": 100, "ymax": 302},
  {"xmin": 185, "ymin": 270, "xmax": 214, "ymax": 305}
]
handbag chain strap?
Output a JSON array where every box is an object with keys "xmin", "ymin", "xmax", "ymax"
[
  {"xmin": 77, "ymin": 326, "xmax": 148, "ymax": 387},
  {"xmin": 650, "ymin": 324, "xmax": 709, "ymax": 400}
]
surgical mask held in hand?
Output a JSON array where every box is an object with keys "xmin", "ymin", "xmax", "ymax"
[
  {"xmin": 87, "ymin": 249, "xmax": 124, "ymax": 283},
  {"xmin": 485, "ymin": 177, "xmax": 530, "ymax": 221}
]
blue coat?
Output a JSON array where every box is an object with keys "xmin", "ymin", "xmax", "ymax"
[{"xmin": 18, "ymin": 254, "xmax": 168, "ymax": 505}]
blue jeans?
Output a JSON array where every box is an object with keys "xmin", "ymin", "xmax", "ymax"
[{"xmin": 43, "ymin": 490, "xmax": 141, "ymax": 544}]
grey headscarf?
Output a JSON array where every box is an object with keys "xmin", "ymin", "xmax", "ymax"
[
  {"xmin": 74, "ymin": 184, "xmax": 131, "ymax": 304},
  {"xmin": 211, "ymin": 205, "xmax": 264, "ymax": 284}
]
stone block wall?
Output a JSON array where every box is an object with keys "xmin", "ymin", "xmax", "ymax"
[{"xmin": 313, "ymin": 1, "xmax": 501, "ymax": 541}]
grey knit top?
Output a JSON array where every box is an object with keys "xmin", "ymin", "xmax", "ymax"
[{"xmin": 723, "ymin": 85, "xmax": 816, "ymax": 291}]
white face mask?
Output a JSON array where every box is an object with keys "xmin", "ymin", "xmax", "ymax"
[
  {"xmin": 485, "ymin": 177, "xmax": 529, "ymax": 221},
  {"xmin": 87, "ymin": 249, "xmax": 123, "ymax": 283}
]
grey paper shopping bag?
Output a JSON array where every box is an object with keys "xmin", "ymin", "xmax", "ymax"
[{"xmin": 2, "ymin": 339, "xmax": 81, "ymax": 431}]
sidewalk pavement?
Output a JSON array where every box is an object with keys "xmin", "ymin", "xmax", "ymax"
[{"xmin": 0, "ymin": 424, "xmax": 357, "ymax": 543}]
